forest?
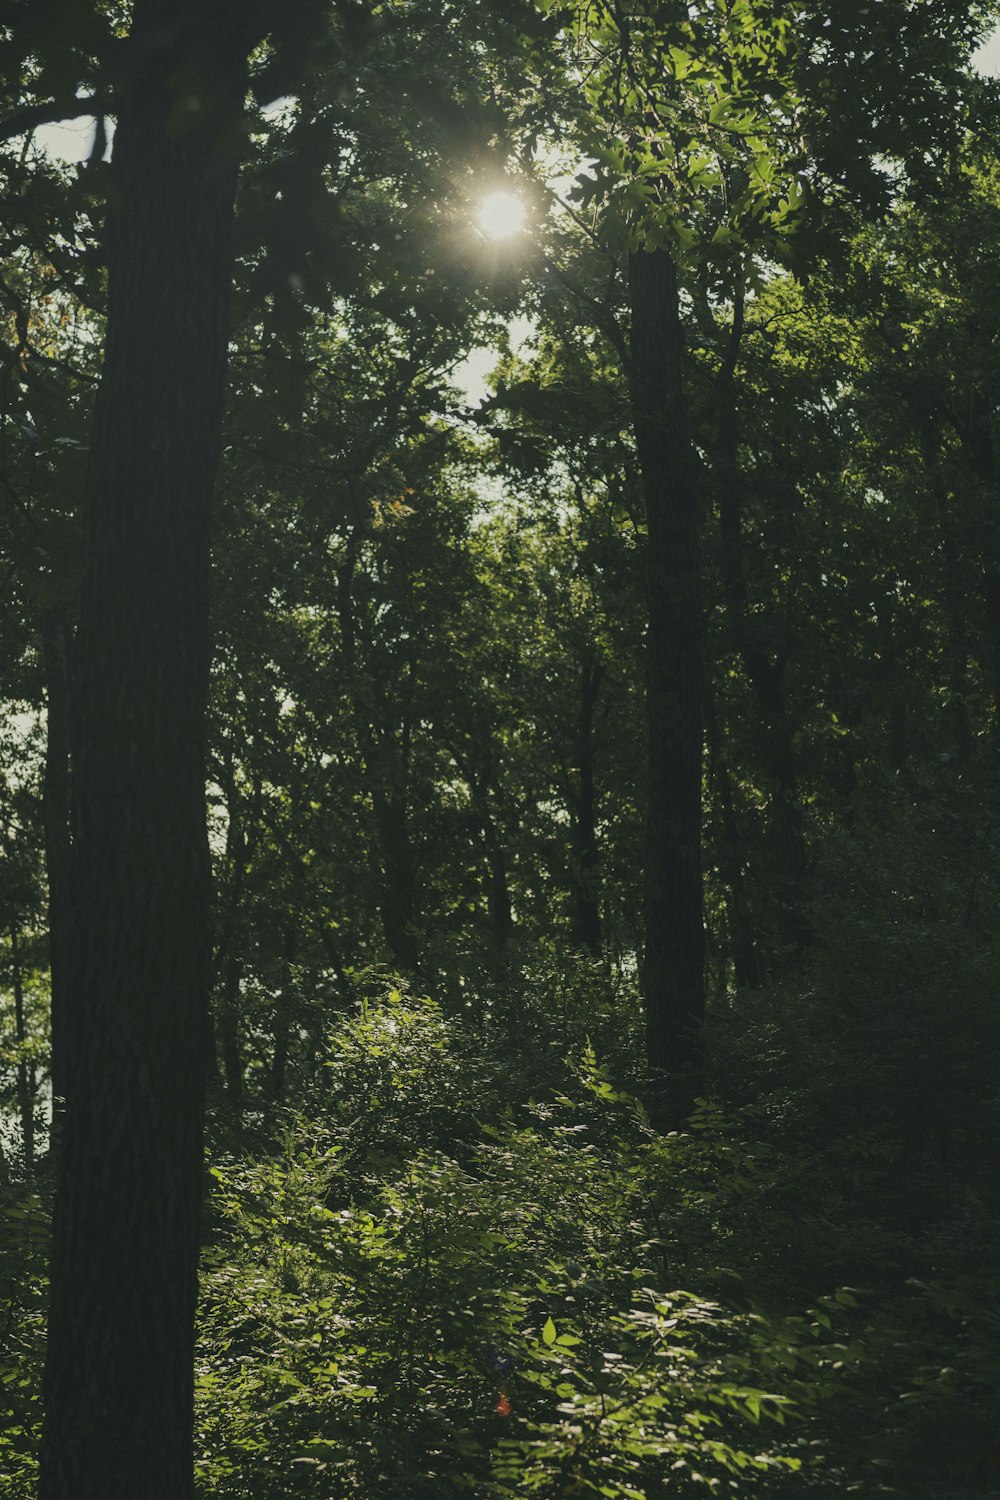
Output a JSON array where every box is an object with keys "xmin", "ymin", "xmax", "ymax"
[{"xmin": 2, "ymin": 1, "xmax": 1000, "ymax": 1496}]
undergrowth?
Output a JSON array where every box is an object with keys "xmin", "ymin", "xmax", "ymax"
[{"xmin": 3, "ymin": 790, "xmax": 1000, "ymax": 1496}]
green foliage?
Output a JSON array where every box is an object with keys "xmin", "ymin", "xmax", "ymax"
[
  {"xmin": 4, "ymin": 3, "xmax": 1000, "ymax": 1496},
  {"xmin": 194, "ymin": 991, "xmax": 816, "ymax": 1499},
  {"xmin": 0, "ymin": 1188, "xmax": 47, "ymax": 1494}
]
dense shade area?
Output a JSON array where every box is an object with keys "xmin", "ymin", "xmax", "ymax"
[{"xmin": 2, "ymin": 1, "xmax": 1000, "ymax": 1496}]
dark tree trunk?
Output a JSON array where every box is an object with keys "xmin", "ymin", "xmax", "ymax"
[
  {"xmin": 336, "ymin": 545, "xmax": 420, "ymax": 973},
  {"xmin": 448, "ymin": 740, "xmax": 514, "ymax": 962},
  {"xmin": 705, "ymin": 688, "xmax": 762, "ymax": 991},
  {"xmin": 40, "ymin": 6, "xmax": 254, "ymax": 1497},
  {"xmin": 40, "ymin": 612, "xmax": 73, "ymax": 1127},
  {"xmin": 270, "ymin": 921, "xmax": 297, "ymax": 1100},
  {"xmin": 570, "ymin": 659, "xmax": 603, "ymax": 957},
  {"xmin": 376, "ymin": 791, "xmax": 420, "ymax": 972},
  {"xmin": 484, "ymin": 827, "xmax": 514, "ymax": 958},
  {"xmin": 964, "ymin": 395, "xmax": 1000, "ymax": 742},
  {"xmin": 11, "ymin": 920, "xmax": 35, "ymax": 1172},
  {"xmin": 218, "ymin": 952, "xmax": 244, "ymax": 1104},
  {"xmin": 472, "ymin": 793, "xmax": 513, "ymax": 961},
  {"xmin": 628, "ymin": 247, "xmax": 705, "ymax": 1121},
  {"xmin": 918, "ymin": 427, "xmax": 972, "ymax": 764},
  {"xmin": 212, "ymin": 757, "xmax": 255, "ymax": 1105},
  {"xmin": 714, "ymin": 293, "xmax": 809, "ymax": 954}
]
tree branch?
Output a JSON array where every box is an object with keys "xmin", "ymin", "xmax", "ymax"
[{"xmin": 0, "ymin": 96, "xmax": 102, "ymax": 147}]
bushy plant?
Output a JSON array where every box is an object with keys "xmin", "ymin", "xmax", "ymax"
[{"xmin": 195, "ymin": 994, "xmax": 831, "ymax": 1499}]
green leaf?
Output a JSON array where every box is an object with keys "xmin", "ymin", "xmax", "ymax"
[{"xmin": 542, "ymin": 1316, "xmax": 557, "ymax": 1345}]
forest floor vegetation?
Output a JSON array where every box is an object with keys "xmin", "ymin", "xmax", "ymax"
[{"xmin": 3, "ymin": 791, "xmax": 1000, "ymax": 1498}]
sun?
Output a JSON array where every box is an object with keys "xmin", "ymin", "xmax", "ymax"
[{"xmin": 477, "ymin": 190, "xmax": 526, "ymax": 240}]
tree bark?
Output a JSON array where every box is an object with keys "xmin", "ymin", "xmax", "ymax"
[
  {"xmin": 447, "ymin": 739, "xmax": 514, "ymax": 963},
  {"xmin": 217, "ymin": 953, "xmax": 244, "ymax": 1103},
  {"xmin": 917, "ymin": 426, "xmax": 972, "ymax": 764},
  {"xmin": 40, "ymin": 6, "xmax": 255, "ymax": 1497},
  {"xmin": 714, "ymin": 292, "xmax": 809, "ymax": 954},
  {"xmin": 705, "ymin": 687, "xmax": 762, "ymax": 991},
  {"xmin": 570, "ymin": 658, "xmax": 603, "ymax": 958},
  {"xmin": 41, "ymin": 612, "xmax": 73, "ymax": 1129},
  {"xmin": 336, "ymin": 543, "xmax": 420, "ymax": 973},
  {"xmin": 963, "ymin": 394, "xmax": 1000, "ymax": 742},
  {"xmin": 628, "ymin": 247, "xmax": 705, "ymax": 1121},
  {"xmin": 11, "ymin": 920, "xmax": 35, "ymax": 1172},
  {"xmin": 212, "ymin": 755, "xmax": 257, "ymax": 1105}
]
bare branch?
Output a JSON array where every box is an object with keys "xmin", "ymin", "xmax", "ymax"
[{"xmin": 0, "ymin": 96, "xmax": 101, "ymax": 148}]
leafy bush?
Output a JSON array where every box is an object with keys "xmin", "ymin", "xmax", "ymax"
[{"xmin": 195, "ymin": 996, "xmax": 810, "ymax": 1499}]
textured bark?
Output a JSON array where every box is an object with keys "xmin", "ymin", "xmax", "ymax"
[
  {"xmin": 570, "ymin": 659, "xmax": 603, "ymax": 957},
  {"xmin": 41, "ymin": 612, "xmax": 73, "ymax": 1125},
  {"xmin": 40, "ymin": 6, "xmax": 255, "ymax": 1497},
  {"xmin": 628, "ymin": 248, "xmax": 705, "ymax": 1118}
]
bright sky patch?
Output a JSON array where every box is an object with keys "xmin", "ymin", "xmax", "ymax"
[{"xmin": 477, "ymin": 191, "xmax": 526, "ymax": 240}]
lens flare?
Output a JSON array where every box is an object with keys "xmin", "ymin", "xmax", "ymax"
[{"xmin": 477, "ymin": 191, "xmax": 526, "ymax": 240}]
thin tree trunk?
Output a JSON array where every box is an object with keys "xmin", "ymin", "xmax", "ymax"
[
  {"xmin": 41, "ymin": 612, "xmax": 72, "ymax": 1132},
  {"xmin": 448, "ymin": 740, "xmax": 514, "ymax": 962},
  {"xmin": 570, "ymin": 659, "xmax": 603, "ymax": 957},
  {"xmin": 705, "ymin": 688, "xmax": 762, "ymax": 991},
  {"xmin": 628, "ymin": 247, "xmax": 705, "ymax": 1122},
  {"xmin": 41, "ymin": 7, "xmax": 255, "ymax": 1496},
  {"xmin": 11, "ymin": 920, "xmax": 35, "ymax": 1172},
  {"xmin": 964, "ymin": 395, "xmax": 1000, "ymax": 742},
  {"xmin": 918, "ymin": 427, "xmax": 972, "ymax": 764},
  {"xmin": 336, "ymin": 543, "xmax": 420, "ymax": 972},
  {"xmin": 270, "ymin": 921, "xmax": 297, "ymax": 1100},
  {"xmin": 714, "ymin": 292, "xmax": 809, "ymax": 953},
  {"xmin": 212, "ymin": 756, "xmax": 255, "ymax": 1104},
  {"xmin": 218, "ymin": 952, "xmax": 244, "ymax": 1104},
  {"xmin": 485, "ymin": 833, "xmax": 514, "ymax": 958}
]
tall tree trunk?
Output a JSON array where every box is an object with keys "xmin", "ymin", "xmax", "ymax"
[
  {"xmin": 628, "ymin": 247, "xmax": 705, "ymax": 1121},
  {"xmin": 570, "ymin": 659, "xmax": 603, "ymax": 957},
  {"xmin": 11, "ymin": 920, "xmax": 35, "ymax": 1172},
  {"xmin": 218, "ymin": 952, "xmax": 244, "ymax": 1104},
  {"xmin": 336, "ymin": 544, "xmax": 420, "ymax": 973},
  {"xmin": 963, "ymin": 395, "xmax": 1000, "ymax": 742},
  {"xmin": 376, "ymin": 791, "xmax": 420, "ymax": 972},
  {"xmin": 41, "ymin": 7, "xmax": 254, "ymax": 1497},
  {"xmin": 714, "ymin": 292, "xmax": 809, "ymax": 954},
  {"xmin": 705, "ymin": 687, "xmax": 762, "ymax": 991},
  {"xmin": 447, "ymin": 740, "xmax": 514, "ymax": 963},
  {"xmin": 270, "ymin": 920, "xmax": 297, "ymax": 1101},
  {"xmin": 918, "ymin": 427, "xmax": 972, "ymax": 764},
  {"xmin": 212, "ymin": 755, "xmax": 257, "ymax": 1105},
  {"xmin": 40, "ymin": 612, "xmax": 72, "ymax": 1128},
  {"xmin": 483, "ymin": 827, "xmax": 514, "ymax": 959}
]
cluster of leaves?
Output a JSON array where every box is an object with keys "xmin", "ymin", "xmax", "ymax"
[{"xmin": 195, "ymin": 993, "xmax": 813, "ymax": 1499}]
